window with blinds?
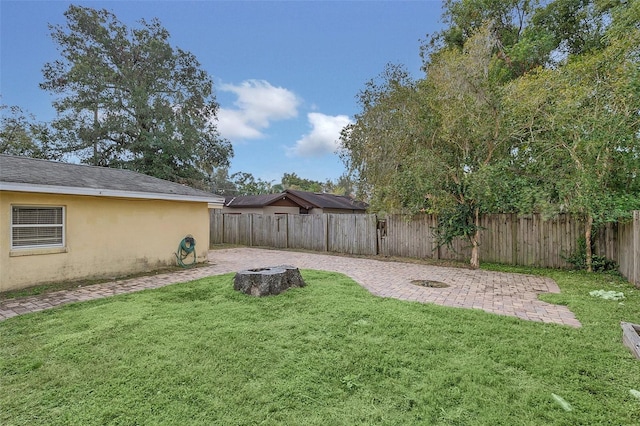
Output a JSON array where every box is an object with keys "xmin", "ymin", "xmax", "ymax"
[{"xmin": 11, "ymin": 206, "xmax": 65, "ymax": 249}]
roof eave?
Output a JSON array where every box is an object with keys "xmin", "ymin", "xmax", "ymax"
[{"xmin": 0, "ymin": 182, "xmax": 224, "ymax": 204}]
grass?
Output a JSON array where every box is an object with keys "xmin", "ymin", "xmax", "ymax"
[{"xmin": 1, "ymin": 267, "xmax": 640, "ymax": 425}]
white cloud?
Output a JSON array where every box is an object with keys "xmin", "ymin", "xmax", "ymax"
[
  {"xmin": 217, "ymin": 80, "xmax": 300, "ymax": 140},
  {"xmin": 288, "ymin": 113, "xmax": 352, "ymax": 158},
  {"xmin": 216, "ymin": 109, "xmax": 263, "ymax": 140}
]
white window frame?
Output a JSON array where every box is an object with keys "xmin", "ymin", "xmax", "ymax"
[{"xmin": 10, "ymin": 205, "xmax": 66, "ymax": 250}]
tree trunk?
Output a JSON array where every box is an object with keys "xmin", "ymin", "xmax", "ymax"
[
  {"xmin": 585, "ymin": 214, "xmax": 593, "ymax": 273},
  {"xmin": 93, "ymin": 106, "xmax": 99, "ymax": 166},
  {"xmin": 234, "ymin": 265, "xmax": 305, "ymax": 297},
  {"xmin": 470, "ymin": 206, "xmax": 480, "ymax": 269}
]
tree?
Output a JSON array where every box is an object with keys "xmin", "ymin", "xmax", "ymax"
[
  {"xmin": 529, "ymin": 0, "xmax": 608, "ymax": 57},
  {"xmin": 0, "ymin": 105, "xmax": 59, "ymax": 160},
  {"xmin": 339, "ymin": 63, "xmax": 424, "ymax": 213},
  {"xmin": 423, "ymin": 0, "xmax": 552, "ymax": 78},
  {"xmin": 230, "ymin": 172, "xmax": 275, "ymax": 196},
  {"xmin": 430, "ymin": 0, "xmax": 534, "ymax": 50},
  {"xmin": 40, "ymin": 5, "xmax": 232, "ymax": 188},
  {"xmin": 209, "ymin": 166, "xmax": 238, "ymax": 196},
  {"xmin": 210, "ymin": 170, "xmax": 347, "ymax": 197},
  {"xmin": 421, "ymin": 25, "xmax": 518, "ymax": 268},
  {"xmin": 341, "ymin": 0, "xmax": 639, "ymax": 269},
  {"xmin": 278, "ymin": 173, "xmax": 324, "ymax": 193},
  {"xmin": 505, "ymin": 8, "xmax": 640, "ymax": 271},
  {"xmin": 341, "ymin": 27, "xmax": 515, "ymax": 268},
  {"xmin": 322, "ymin": 173, "xmax": 357, "ymax": 197}
]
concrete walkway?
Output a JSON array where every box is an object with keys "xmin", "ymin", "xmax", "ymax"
[{"xmin": 0, "ymin": 248, "xmax": 581, "ymax": 327}]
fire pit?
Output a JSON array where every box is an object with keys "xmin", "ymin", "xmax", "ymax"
[{"xmin": 234, "ymin": 265, "xmax": 306, "ymax": 297}]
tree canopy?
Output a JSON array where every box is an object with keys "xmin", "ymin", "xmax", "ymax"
[
  {"xmin": 0, "ymin": 105, "xmax": 59, "ymax": 160},
  {"xmin": 340, "ymin": 0, "xmax": 640, "ymax": 269},
  {"xmin": 210, "ymin": 169, "xmax": 356, "ymax": 197},
  {"xmin": 40, "ymin": 5, "xmax": 232, "ymax": 188}
]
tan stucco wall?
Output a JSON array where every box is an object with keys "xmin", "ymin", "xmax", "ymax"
[{"xmin": 0, "ymin": 191, "xmax": 210, "ymax": 292}]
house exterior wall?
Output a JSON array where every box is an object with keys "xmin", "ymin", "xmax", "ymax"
[
  {"xmin": 222, "ymin": 206, "xmax": 300, "ymax": 215},
  {"xmin": 270, "ymin": 198, "xmax": 299, "ymax": 207},
  {"xmin": 0, "ymin": 191, "xmax": 210, "ymax": 292},
  {"xmin": 263, "ymin": 206, "xmax": 300, "ymax": 214},
  {"xmin": 308, "ymin": 208, "xmax": 366, "ymax": 214},
  {"xmin": 321, "ymin": 208, "xmax": 366, "ymax": 214}
]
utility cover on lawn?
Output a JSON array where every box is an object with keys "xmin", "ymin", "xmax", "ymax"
[{"xmin": 234, "ymin": 265, "xmax": 306, "ymax": 297}]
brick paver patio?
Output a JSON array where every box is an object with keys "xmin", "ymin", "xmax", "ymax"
[{"xmin": 0, "ymin": 247, "xmax": 581, "ymax": 327}]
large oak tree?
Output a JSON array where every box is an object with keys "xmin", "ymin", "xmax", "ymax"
[{"xmin": 41, "ymin": 5, "xmax": 232, "ymax": 188}]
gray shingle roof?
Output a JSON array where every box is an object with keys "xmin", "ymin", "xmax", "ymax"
[
  {"xmin": 224, "ymin": 189, "xmax": 368, "ymax": 211},
  {"xmin": 0, "ymin": 154, "xmax": 223, "ymax": 203},
  {"xmin": 286, "ymin": 189, "xmax": 368, "ymax": 210},
  {"xmin": 224, "ymin": 193, "xmax": 287, "ymax": 207}
]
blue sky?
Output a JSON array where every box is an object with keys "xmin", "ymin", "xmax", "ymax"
[{"xmin": 1, "ymin": 0, "xmax": 444, "ymax": 184}]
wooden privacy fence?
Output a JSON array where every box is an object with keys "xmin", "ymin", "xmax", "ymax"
[
  {"xmin": 210, "ymin": 211, "xmax": 640, "ymax": 287},
  {"xmin": 211, "ymin": 213, "xmax": 378, "ymax": 255}
]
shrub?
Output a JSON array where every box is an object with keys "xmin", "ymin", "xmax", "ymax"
[{"xmin": 563, "ymin": 236, "xmax": 618, "ymax": 272}]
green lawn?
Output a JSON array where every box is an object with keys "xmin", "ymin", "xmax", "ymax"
[{"xmin": 1, "ymin": 267, "xmax": 640, "ymax": 425}]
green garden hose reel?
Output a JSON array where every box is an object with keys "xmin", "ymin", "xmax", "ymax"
[{"xmin": 175, "ymin": 235, "xmax": 196, "ymax": 268}]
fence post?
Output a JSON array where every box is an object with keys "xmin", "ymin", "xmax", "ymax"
[
  {"xmin": 323, "ymin": 213, "xmax": 329, "ymax": 252},
  {"xmin": 375, "ymin": 214, "xmax": 380, "ymax": 255},
  {"xmin": 431, "ymin": 215, "xmax": 440, "ymax": 260},
  {"xmin": 629, "ymin": 210, "xmax": 640, "ymax": 288},
  {"xmin": 511, "ymin": 213, "xmax": 518, "ymax": 265}
]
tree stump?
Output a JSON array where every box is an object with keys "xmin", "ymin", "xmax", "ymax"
[{"xmin": 234, "ymin": 265, "xmax": 306, "ymax": 297}]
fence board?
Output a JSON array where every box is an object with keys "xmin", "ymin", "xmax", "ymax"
[
  {"xmin": 381, "ymin": 215, "xmax": 434, "ymax": 259},
  {"xmin": 287, "ymin": 214, "xmax": 327, "ymax": 251},
  {"xmin": 220, "ymin": 214, "xmax": 251, "ymax": 245},
  {"xmin": 251, "ymin": 214, "xmax": 288, "ymax": 248},
  {"xmin": 251, "ymin": 214, "xmax": 267, "ymax": 247},
  {"xmin": 210, "ymin": 210, "xmax": 223, "ymax": 244},
  {"xmin": 327, "ymin": 214, "xmax": 377, "ymax": 255}
]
